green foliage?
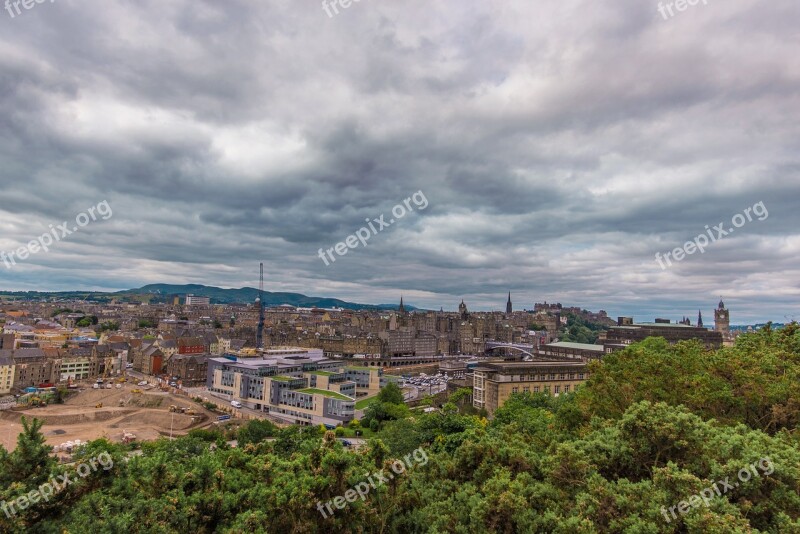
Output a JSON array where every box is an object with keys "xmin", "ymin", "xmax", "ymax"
[
  {"xmin": 236, "ymin": 419, "xmax": 277, "ymax": 447},
  {"xmin": 559, "ymin": 312, "xmax": 607, "ymax": 344},
  {"xmin": 576, "ymin": 327, "xmax": 800, "ymax": 433},
  {"xmin": 98, "ymin": 321, "xmax": 120, "ymax": 332},
  {"xmin": 376, "ymin": 381, "xmax": 404, "ymax": 404},
  {"xmin": 138, "ymin": 319, "xmax": 156, "ymax": 329}
]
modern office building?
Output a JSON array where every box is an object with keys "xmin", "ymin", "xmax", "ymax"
[
  {"xmin": 206, "ymin": 348, "xmax": 383, "ymax": 426},
  {"xmin": 185, "ymin": 295, "xmax": 211, "ymax": 306}
]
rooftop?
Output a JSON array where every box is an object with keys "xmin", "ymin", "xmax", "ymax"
[
  {"xmin": 546, "ymin": 341, "xmax": 604, "ymax": 351},
  {"xmin": 297, "ymin": 388, "xmax": 353, "ymax": 401},
  {"xmin": 270, "ymin": 375, "xmax": 300, "ymax": 382}
]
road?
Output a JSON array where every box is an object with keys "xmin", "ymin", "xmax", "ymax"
[{"xmin": 403, "ymin": 383, "xmax": 448, "ymax": 401}]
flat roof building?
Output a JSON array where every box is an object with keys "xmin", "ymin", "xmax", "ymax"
[
  {"xmin": 473, "ymin": 360, "xmax": 589, "ymax": 415},
  {"xmin": 206, "ymin": 348, "xmax": 383, "ymax": 426},
  {"xmin": 602, "ymin": 319, "xmax": 723, "ymax": 352}
]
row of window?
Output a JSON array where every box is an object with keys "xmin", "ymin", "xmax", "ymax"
[
  {"xmin": 509, "ymin": 373, "xmax": 585, "ymax": 381},
  {"xmin": 512, "ymin": 384, "xmax": 572, "ymax": 394}
]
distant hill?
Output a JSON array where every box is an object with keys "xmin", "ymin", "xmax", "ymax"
[{"xmin": 0, "ymin": 284, "xmax": 415, "ymax": 311}]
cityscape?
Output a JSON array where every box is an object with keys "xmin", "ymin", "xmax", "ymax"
[{"xmin": 1, "ymin": 0, "xmax": 799, "ymax": 532}]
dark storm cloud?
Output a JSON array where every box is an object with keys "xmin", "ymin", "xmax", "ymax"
[{"xmin": 0, "ymin": 0, "xmax": 798, "ymax": 323}]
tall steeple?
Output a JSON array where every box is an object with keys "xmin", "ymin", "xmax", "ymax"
[
  {"xmin": 399, "ymin": 295, "xmax": 405, "ymax": 314},
  {"xmin": 506, "ymin": 292, "xmax": 512, "ymax": 314},
  {"xmin": 697, "ymin": 310, "xmax": 704, "ymax": 328}
]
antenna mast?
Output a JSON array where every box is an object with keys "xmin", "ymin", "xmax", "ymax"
[{"xmin": 256, "ymin": 262, "xmax": 265, "ymax": 350}]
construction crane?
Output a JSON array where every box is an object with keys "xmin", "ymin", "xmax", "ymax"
[{"xmin": 256, "ymin": 263, "xmax": 265, "ymax": 350}]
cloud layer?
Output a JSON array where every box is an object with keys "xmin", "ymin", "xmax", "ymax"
[{"xmin": 1, "ymin": 0, "xmax": 798, "ymax": 323}]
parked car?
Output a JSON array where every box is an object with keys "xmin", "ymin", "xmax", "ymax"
[{"xmin": 231, "ymin": 400, "xmax": 242, "ymax": 408}]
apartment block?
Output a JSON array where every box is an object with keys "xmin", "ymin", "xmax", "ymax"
[
  {"xmin": 0, "ymin": 352, "xmax": 15, "ymax": 395},
  {"xmin": 11, "ymin": 349, "xmax": 58, "ymax": 389}
]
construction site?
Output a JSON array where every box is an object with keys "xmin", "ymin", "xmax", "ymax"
[{"xmin": 0, "ymin": 381, "xmax": 219, "ymax": 452}]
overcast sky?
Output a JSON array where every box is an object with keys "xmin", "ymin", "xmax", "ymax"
[{"xmin": 1, "ymin": 0, "xmax": 798, "ymax": 323}]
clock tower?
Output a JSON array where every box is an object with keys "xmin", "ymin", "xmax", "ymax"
[{"xmin": 714, "ymin": 299, "xmax": 730, "ymax": 336}]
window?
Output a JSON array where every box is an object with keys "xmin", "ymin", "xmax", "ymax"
[
  {"xmin": 564, "ymin": 385, "xmax": 570, "ymax": 392},
  {"xmin": 554, "ymin": 385, "xmax": 560, "ymax": 393},
  {"xmin": 569, "ymin": 373, "xmax": 575, "ymax": 380},
  {"xmin": 559, "ymin": 373, "xmax": 565, "ymax": 380},
  {"xmin": 512, "ymin": 387, "xmax": 518, "ymax": 394},
  {"xmin": 549, "ymin": 374, "xmax": 555, "ymax": 380},
  {"xmin": 534, "ymin": 386, "xmax": 539, "ymax": 393},
  {"xmin": 523, "ymin": 386, "xmax": 529, "ymax": 393},
  {"xmin": 578, "ymin": 373, "xmax": 584, "ymax": 380}
]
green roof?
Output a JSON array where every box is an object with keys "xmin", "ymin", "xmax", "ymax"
[
  {"xmin": 270, "ymin": 375, "xmax": 300, "ymax": 382},
  {"xmin": 355, "ymin": 396, "xmax": 379, "ymax": 409},
  {"xmin": 307, "ymin": 371, "xmax": 336, "ymax": 376},
  {"xmin": 298, "ymin": 388, "xmax": 353, "ymax": 401},
  {"xmin": 346, "ymin": 366, "xmax": 374, "ymax": 372}
]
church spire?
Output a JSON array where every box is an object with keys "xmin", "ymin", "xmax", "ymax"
[{"xmin": 506, "ymin": 292, "xmax": 512, "ymax": 314}]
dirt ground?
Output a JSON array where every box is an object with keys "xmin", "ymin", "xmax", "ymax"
[{"xmin": 0, "ymin": 383, "xmax": 217, "ymax": 452}]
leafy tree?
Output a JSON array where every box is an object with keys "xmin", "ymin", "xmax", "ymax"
[
  {"xmin": 377, "ymin": 381, "xmax": 404, "ymax": 404},
  {"xmin": 237, "ymin": 419, "xmax": 277, "ymax": 447}
]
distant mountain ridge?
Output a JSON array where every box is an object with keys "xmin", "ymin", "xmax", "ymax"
[
  {"xmin": 131, "ymin": 284, "xmax": 414, "ymax": 310},
  {"xmin": 0, "ymin": 284, "xmax": 414, "ymax": 311}
]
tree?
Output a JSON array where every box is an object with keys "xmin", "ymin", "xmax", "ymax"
[
  {"xmin": 237, "ymin": 419, "xmax": 277, "ymax": 447},
  {"xmin": 377, "ymin": 382, "xmax": 404, "ymax": 405}
]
